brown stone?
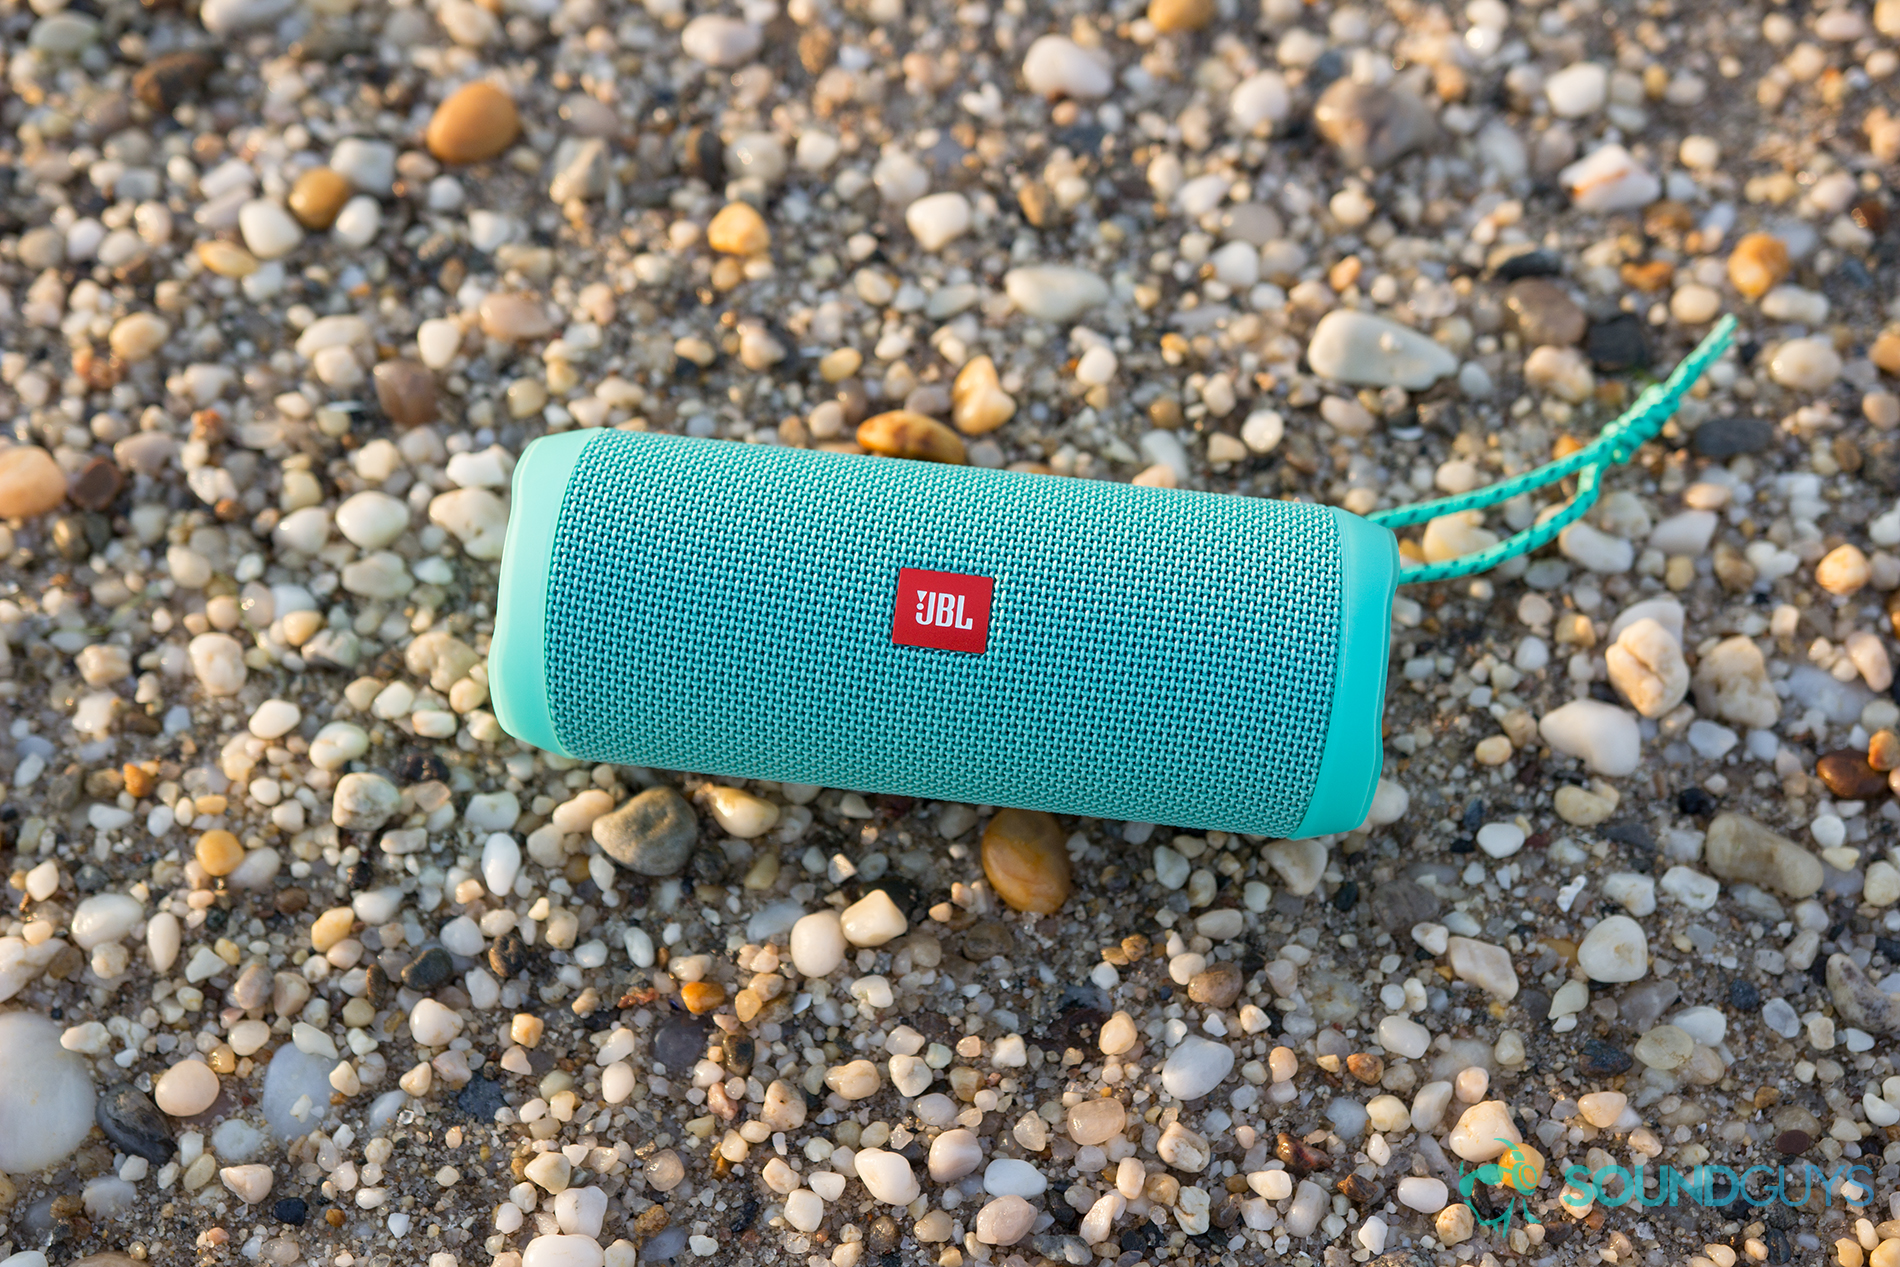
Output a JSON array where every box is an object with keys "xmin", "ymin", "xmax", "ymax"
[
  {"xmin": 680, "ymin": 981, "xmax": 726, "ymax": 1014},
  {"xmin": 67, "ymin": 456, "xmax": 123, "ymax": 511},
  {"xmin": 1187, "ymin": 961, "xmax": 1243, "ymax": 1008},
  {"xmin": 425, "ymin": 82, "xmax": 521, "ymax": 165},
  {"xmin": 1817, "ymin": 750, "xmax": 1886, "ymax": 800},
  {"xmin": 1620, "ymin": 260, "xmax": 1675, "ymax": 292},
  {"xmin": 857, "ymin": 411, "xmax": 967, "ymax": 464},
  {"xmin": 706, "ymin": 202, "xmax": 770, "ymax": 256},
  {"xmin": 133, "ymin": 50, "xmax": 215, "ymax": 113},
  {"xmin": 1505, "ymin": 278, "xmax": 1587, "ymax": 346},
  {"xmin": 1874, "ymin": 332, "xmax": 1900, "ymax": 376},
  {"xmin": 1336, "ymin": 1173, "xmax": 1384, "ymax": 1205},
  {"xmin": 1148, "ymin": 0, "xmax": 1215, "ymax": 32},
  {"xmin": 373, "ymin": 359, "xmax": 438, "ymax": 426},
  {"xmin": 1345, "ymin": 1052, "xmax": 1385, "ymax": 1085},
  {"xmin": 287, "ymin": 167, "xmax": 352, "ymax": 230},
  {"xmin": 1276, "ymin": 1132, "xmax": 1330, "ymax": 1173},
  {"xmin": 0, "ymin": 445, "xmax": 67, "ymax": 519},
  {"xmin": 1728, "ymin": 233, "xmax": 1790, "ymax": 300},
  {"xmin": 980, "ymin": 808, "xmax": 1071, "ymax": 914},
  {"xmin": 122, "ymin": 764, "xmax": 155, "ymax": 798}
]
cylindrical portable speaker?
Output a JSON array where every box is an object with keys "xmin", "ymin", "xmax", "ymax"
[{"xmin": 490, "ymin": 429, "xmax": 1398, "ymax": 839}]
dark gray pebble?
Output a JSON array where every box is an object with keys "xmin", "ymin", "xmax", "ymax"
[{"xmin": 97, "ymin": 1085, "xmax": 175, "ymax": 1163}]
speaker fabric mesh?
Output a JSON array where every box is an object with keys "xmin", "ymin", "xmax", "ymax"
[{"xmin": 542, "ymin": 430, "xmax": 1342, "ymax": 838}]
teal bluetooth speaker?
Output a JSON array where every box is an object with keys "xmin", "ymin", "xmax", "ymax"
[{"xmin": 488, "ymin": 429, "xmax": 1398, "ymax": 839}]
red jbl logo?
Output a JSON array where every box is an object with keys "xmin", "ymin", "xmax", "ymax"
[{"xmin": 892, "ymin": 568, "xmax": 993, "ymax": 654}]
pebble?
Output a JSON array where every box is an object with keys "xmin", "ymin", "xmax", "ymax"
[
  {"xmin": 521, "ymin": 1236, "xmax": 605, "ymax": 1267},
  {"xmin": 1817, "ymin": 751, "xmax": 1886, "ymax": 800},
  {"xmin": 839, "ymin": 890, "xmax": 908, "ymax": 947},
  {"xmin": 1161, "ymin": 1035, "xmax": 1235, "ymax": 1100},
  {"xmin": 858, "ymin": 411, "xmax": 967, "ymax": 464},
  {"xmin": 1446, "ymin": 937, "xmax": 1518, "ymax": 1000},
  {"xmin": 1505, "ymin": 278, "xmax": 1586, "ymax": 346},
  {"xmin": 0, "ymin": 445, "xmax": 68, "ymax": 519},
  {"xmin": 591, "ymin": 787, "xmax": 699, "ymax": 876},
  {"xmin": 703, "ymin": 786, "xmax": 779, "ymax": 837},
  {"xmin": 335, "ymin": 491, "xmax": 409, "ymax": 550},
  {"xmin": 1693, "ymin": 637, "xmax": 1780, "ymax": 727},
  {"xmin": 1605, "ymin": 618, "xmax": 1689, "ymax": 717},
  {"xmin": 790, "ymin": 911, "xmax": 847, "ymax": 977},
  {"xmin": 238, "ymin": 199, "xmax": 303, "ymax": 259},
  {"xmin": 1305, "ymin": 311, "xmax": 1457, "ymax": 389},
  {"xmin": 373, "ymin": 360, "xmax": 438, "ymax": 427},
  {"xmin": 1313, "ymin": 79, "xmax": 1436, "ymax": 169},
  {"xmin": 133, "ymin": 49, "xmax": 215, "ymax": 112},
  {"xmin": 1816, "ymin": 544, "xmax": 1870, "ymax": 596},
  {"xmin": 427, "ymin": 82, "xmax": 520, "ymax": 164},
  {"xmin": 983, "ymin": 1158, "xmax": 1047, "ymax": 1197},
  {"xmin": 154, "ymin": 1059, "xmax": 220, "ymax": 1116},
  {"xmin": 1560, "ymin": 144, "xmax": 1660, "ymax": 212},
  {"xmin": 95, "ymin": 1085, "xmax": 174, "ymax": 1163},
  {"xmin": 71, "ymin": 893, "xmax": 142, "ymax": 949},
  {"xmin": 287, "ymin": 169, "xmax": 351, "ymax": 231},
  {"xmin": 221, "ymin": 1164, "xmax": 273, "ymax": 1203},
  {"xmin": 1230, "ymin": 71, "xmax": 1291, "ymax": 132},
  {"xmin": 1149, "ymin": 0, "xmax": 1214, "ymax": 30},
  {"xmin": 1188, "ymin": 960, "xmax": 1243, "ymax": 1007},
  {"xmin": 975, "ymin": 1195, "xmax": 1036, "ymax": 1246},
  {"xmin": 1067, "ymin": 1097, "xmax": 1127, "ymax": 1146},
  {"xmin": 1545, "ymin": 62, "xmax": 1607, "ymax": 116},
  {"xmin": 980, "ymin": 808, "xmax": 1071, "ymax": 913},
  {"xmin": 1538, "ymin": 699, "xmax": 1641, "ymax": 775},
  {"xmin": 855, "ymin": 1149, "xmax": 920, "ymax": 1204},
  {"xmin": 409, "ymin": 999, "xmax": 464, "ymax": 1046},
  {"xmin": 332, "ymin": 771, "xmax": 400, "ymax": 830},
  {"xmin": 681, "ymin": 15, "xmax": 761, "ymax": 66},
  {"xmin": 1475, "ymin": 823, "xmax": 1525, "ymax": 859},
  {"xmin": 200, "ymin": 0, "xmax": 296, "ymax": 33},
  {"xmin": 707, "ymin": 201, "xmax": 770, "ymax": 256},
  {"xmin": 1631, "ymin": 1024, "xmax": 1693, "ymax": 1070},
  {"xmin": 906, "ymin": 192, "xmax": 972, "ymax": 251},
  {"xmin": 1446, "ymin": 1101, "xmax": 1521, "ymax": 1161},
  {"xmin": 1728, "ymin": 232, "xmax": 1790, "ymax": 299},
  {"xmin": 0, "ymin": 1013, "xmax": 95, "ymax": 1172},
  {"xmin": 1578, "ymin": 915, "xmax": 1650, "ymax": 982},
  {"xmin": 1004, "ymin": 265, "xmax": 1109, "ymax": 321},
  {"xmin": 1396, "ymin": 1177, "xmax": 1448, "ymax": 1213},
  {"xmin": 952, "ymin": 357, "xmax": 1017, "ymax": 435},
  {"xmin": 1770, "ymin": 338, "xmax": 1843, "ymax": 391},
  {"xmin": 1704, "ymin": 812, "xmax": 1823, "ymax": 898},
  {"xmin": 1827, "ymin": 955, "xmax": 1899, "ymax": 1033},
  {"xmin": 929, "ymin": 1128, "xmax": 983, "ymax": 1180},
  {"xmin": 1021, "ymin": 35, "xmax": 1112, "ymax": 99},
  {"xmin": 478, "ymin": 294, "xmax": 554, "ymax": 343},
  {"xmin": 110, "ymin": 312, "xmax": 171, "ymax": 363}
]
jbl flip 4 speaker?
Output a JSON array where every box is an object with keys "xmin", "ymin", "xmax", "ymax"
[{"xmin": 490, "ymin": 428, "xmax": 1395, "ymax": 839}]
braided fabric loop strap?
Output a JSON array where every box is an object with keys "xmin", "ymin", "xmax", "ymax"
[{"xmin": 1368, "ymin": 314, "xmax": 1737, "ymax": 585}]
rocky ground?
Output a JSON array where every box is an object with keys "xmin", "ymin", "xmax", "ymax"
[{"xmin": 4, "ymin": 0, "xmax": 1900, "ymax": 1264}]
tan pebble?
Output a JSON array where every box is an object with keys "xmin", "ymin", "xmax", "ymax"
[
  {"xmin": 1474, "ymin": 735, "xmax": 1513, "ymax": 766},
  {"xmin": 1727, "ymin": 233, "xmax": 1790, "ymax": 300},
  {"xmin": 707, "ymin": 201, "xmax": 770, "ymax": 255},
  {"xmin": 108, "ymin": 312, "xmax": 170, "ymax": 362},
  {"xmin": 287, "ymin": 167, "xmax": 352, "ymax": 230},
  {"xmin": 196, "ymin": 240, "xmax": 258, "ymax": 278},
  {"xmin": 1148, "ymin": 0, "xmax": 1215, "ymax": 31},
  {"xmin": 819, "ymin": 348, "xmax": 862, "ymax": 382},
  {"xmin": 154, "ymin": 1059, "xmax": 221, "ymax": 1116},
  {"xmin": 373, "ymin": 359, "xmax": 438, "ymax": 426},
  {"xmin": 1816, "ymin": 543, "xmax": 1870, "ymax": 596},
  {"xmin": 195, "ymin": 829, "xmax": 244, "ymax": 877},
  {"xmin": 311, "ymin": 906, "xmax": 355, "ymax": 952},
  {"xmin": 1870, "ymin": 729, "xmax": 1900, "ymax": 772},
  {"xmin": 426, "ymin": 82, "xmax": 520, "ymax": 165},
  {"xmin": 1873, "ymin": 332, "xmax": 1900, "ymax": 376},
  {"xmin": 981, "ymin": 807, "xmax": 1072, "ymax": 914},
  {"xmin": 857, "ymin": 411, "xmax": 967, "ymax": 464},
  {"xmin": 952, "ymin": 356, "xmax": 1018, "ymax": 435},
  {"xmin": 478, "ymin": 293, "xmax": 555, "ymax": 342},
  {"xmin": 0, "ymin": 445, "xmax": 68, "ymax": 519},
  {"xmin": 680, "ymin": 981, "xmax": 726, "ymax": 1014}
]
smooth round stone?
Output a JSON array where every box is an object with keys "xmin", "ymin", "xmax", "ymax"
[
  {"xmin": 1576, "ymin": 1090, "xmax": 1627, "ymax": 1128},
  {"xmin": 238, "ymin": 199, "xmax": 303, "ymax": 259},
  {"xmin": 1545, "ymin": 62, "xmax": 1607, "ymax": 116},
  {"xmin": 287, "ymin": 168, "xmax": 350, "ymax": 230},
  {"xmin": 1306, "ymin": 310, "xmax": 1456, "ymax": 389},
  {"xmin": 1314, "ymin": 79, "xmax": 1436, "ymax": 168},
  {"xmin": 981, "ymin": 808, "xmax": 1071, "ymax": 913},
  {"xmin": 429, "ymin": 489, "xmax": 509, "ymax": 559},
  {"xmin": 703, "ymin": 786, "xmax": 779, "ymax": 837},
  {"xmin": 110, "ymin": 311, "xmax": 171, "ymax": 362},
  {"xmin": 478, "ymin": 293, "xmax": 555, "ymax": 341},
  {"xmin": 1632, "ymin": 1024, "xmax": 1694, "ymax": 1070},
  {"xmin": 409, "ymin": 999, "xmax": 464, "ymax": 1046},
  {"xmin": 1230, "ymin": 70, "xmax": 1289, "ymax": 132},
  {"xmin": 592, "ymin": 787, "xmax": 699, "ymax": 876},
  {"xmin": 1769, "ymin": 338, "xmax": 1843, "ymax": 391},
  {"xmin": 521, "ymin": 1235, "xmax": 605, "ymax": 1267},
  {"xmin": 333, "ymin": 196, "xmax": 381, "ymax": 247},
  {"xmin": 1149, "ymin": 0, "xmax": 1214, "ymax": 31},
  {"xmin": 0, "ymin": 1013, "xmax": 96, "ymax": 1172},
  {"xmin": 1447, "ymin": 1101, "xmax": 1520, "ymax": 1161},
  {"xmin": 975, "ymin": 1195, "xmax": 1036, "ymax": 1246},
  {"xmin": 335, "ymin": 491, "xmax": 409, "ymax": 549},
  {"xmin": 1559, "ymin": 144, "xmax": 1660, "ymax": 212},
  {"xmin": 855, "ymin": 1149, "xmax": 920, "ymax": 1204},
  {"xmin": 95, "ymin": 1085, "xmax": 174, "ymax": 1163},
  {"xmin": 154, "ymin": 1059, "xmax": 220, "ymax": 1116},
  {"xmin": 906, "ymin": 192, "xmax": 972, "ymax": 250},
  {"xmin": 332, "ymin": 772, "xmax": 400, "ymax": 830},
  {"xmin": 249, "ymin": 699, "xmax": 300, "ymax": 739},
  {"xmin": 707, "ymin": 201, "xmax": 770, "ymax": 255},
  {"xmin": 984, "ymin": 1158, "xmax": 1047, "ymax": 1197},
  {"xmin": 482, "ymin": 833, "xmax": 522, "ymax": 896},
  {"xmin": 1538, "ymin": 699, "xmax": 1641, "ymax": 776},
  {"xmin": 1021, "ymin": 35, "xmax": 1113, "ymax": 99},
  {"xmin": 0, "ymin": 445, "xmax": 68, "ymax": 518},
  {"xmin": 132, "ymin": 48, "xmax": 214, "ymax": 111},
  {"xmin": 1004, "ymin": 265, "xmax": 1109, "ymax": 322},
  {"xmin": 928, "ymin": 1127, "xmax": 983, "ymax": 1181},
  {"xmin": 1505, "ymin": 278, "xmax": 1586, "ymax": 346},
  {"xmin": 1396, "ymin": 1176, "xmax": 1448, "ymax": 1213},
  {"xmin": 824, "ymin": 1060, "xmax": 880, "ymax": 1100},
  {"xmin": 373, "ymin": 359, "xmax": 438, "ymax": 426},
  {"xmin": 1728, "ymin": 233, "xmax": 1790, "ymax": 299},
  {"xmin": 71, "ymin": 893, "xmax": 143, "ymax": 949},
  {"xmin": 1475, "ymin": 822, "xmax": 1525, "ymax": 859},
  {"xmin": 790, "ymin": 911, "xmax": 847, "ymax": 977},
  {"xmin": 1161, "ymin": 1035, "xmax": 1235, "ymax": 1100},
  {"xmin": 857, "ymin": 411, "xmax": 966, "ymax": 463},
  {"xmin": 839, "ymin": 890, "xmax": 907, "ymax": 947},
  {"xmin": 1578, "ymin": 915, "xmax": 1650, "ymax": 982},
  {"xmin": 783, "ymin": 1189, "xmax": 823, "ymax": 1233},
  {"xmin": 221, "ymin": 1163, "xmax": 273, "ymax": 1203},
  {"xmin": 200, "ymin": 0, "xmax": 296, "ymax": 34},
  {"xmin": 681, "ymin": 14, "xmax": 761, "ymax": 66},
  {"xmin": 1067, "ymin": 1097, "xmax": 1127, "ymax": 1146},
  {"xmin": 427, "ymin": 82, "xmax": 521, "ymax": 164}
]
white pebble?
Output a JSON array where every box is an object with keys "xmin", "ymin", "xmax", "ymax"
[{"xmin": 1021, "ymin": 35, "xmax": 1113, "ymax": 99}]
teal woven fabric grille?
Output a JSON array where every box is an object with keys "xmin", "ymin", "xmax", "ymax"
[{"xmin": 542, "ymin": 430, "xmax": 1343, "ymax": 837}]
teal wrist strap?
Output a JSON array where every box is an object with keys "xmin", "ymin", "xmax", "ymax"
[{"xmin": 1367, "ymin": 314, "xmax": 1738, "ymax": 585}]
